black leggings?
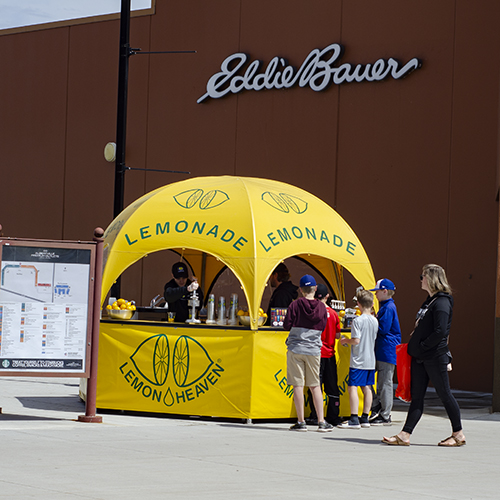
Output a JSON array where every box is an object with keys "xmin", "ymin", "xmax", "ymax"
[
  {"xmin": 402, "ymin": 353, "xmax": 462, "ymax": 434},
  {"xmin": 308, "ymin": 357, "xmax": 340, "ymax": 423}
]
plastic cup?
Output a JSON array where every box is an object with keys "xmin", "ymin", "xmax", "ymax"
[{"xmin": 168, "ymin": 312, "xmax": 176, "ymax": 322}]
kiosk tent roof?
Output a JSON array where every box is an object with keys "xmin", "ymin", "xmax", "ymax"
[{"xmin": 102, "ymin": 176, "xmax": 375, "ymax": 328}]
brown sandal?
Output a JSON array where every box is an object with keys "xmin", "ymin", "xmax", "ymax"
[
  {"xmin": 382, "ymin": 435, "xmax": 410, "ymax": 446},
  {"xmin": 438, "ymin": 436, "xmax": 466, "ymax": 447}
]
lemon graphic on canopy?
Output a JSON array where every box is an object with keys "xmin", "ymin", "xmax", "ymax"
[
  {"xmin": 174, "ymin": 189, "xmax": 204, "ymax": 209},
  {"xmin": 262, "ymin": 192, "xmax": 308, "ymax": 214},
  {"xmin": 199, "ymin": 189, "xmax": 229, "ymax": 209},
  {"xmin": 174, "ymin": 188, "xmax": 229, "ymax": 210},
  {"xmin": 173, "ymin": 336, "xmax": 214, "ymax": 388},
  {"xmin": 130, "ymin": 334, "xmax": 170, "ymax": 386}
]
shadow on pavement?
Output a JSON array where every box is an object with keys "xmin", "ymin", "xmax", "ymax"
[
  {"xmin": 16, "ymin": 395, "xmax": 85, "ymax": 413},
  {"xmin": 0, "ymin": 413, "xmax": 73, "ymax": 422}
]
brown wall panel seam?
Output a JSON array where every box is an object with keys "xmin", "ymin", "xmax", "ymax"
[
  {"xmin": 234, "ymin": 0, "xmax": 243, "ymax": 175},
  {"xmin": 62, "ymin": 27, "xmax": 71, "ymax": 240},
  {"xmin": 333, "ymin": 0, "xmax": 344, "ymax": 210},
  {"xmin": 446, "ymin": 0, "xmax": 458, "ymax": 272},
  {"xmin": 138, "ymin": 15, "xmax": 155, "ymax": 306},
  {"xmin": 144, "ymin": 15, "xmax": 152, "ymax": 193}
]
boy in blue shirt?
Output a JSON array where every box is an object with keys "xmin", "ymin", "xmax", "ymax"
[
  {"xmin": 338, "ymin": 289, "xmax": 378, "ymax": 429},
  {"xmin": 369, "ymin": 279, "xmax": 401, "ymax": 426}
]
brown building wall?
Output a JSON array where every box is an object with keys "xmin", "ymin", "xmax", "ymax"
[{"xmin": 1, "ymin": 0, "xmax": 499, "ymax": 391}]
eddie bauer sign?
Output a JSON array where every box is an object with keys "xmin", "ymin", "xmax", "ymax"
[{"xmin": 198, "ymin": 43, "xmax": 421, "ymax": 103}]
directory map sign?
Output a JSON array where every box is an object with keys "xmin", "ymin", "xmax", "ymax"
[{"xmin": 0, "ymin": 240, "xmax": 95, "ymax": 376}]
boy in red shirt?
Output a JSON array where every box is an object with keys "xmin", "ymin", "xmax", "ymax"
[{"xmin": 306, "ymin": 284, "xmax": 342, "ymax": 426}]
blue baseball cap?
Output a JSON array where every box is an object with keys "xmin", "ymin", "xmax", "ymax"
[
  {"xmin": 369, "ymin": 278, "xmax": 396, "ymax": 291},
  {"xmin": 299, "ymin": 274, "xmax": 316, "ymax": 287}
]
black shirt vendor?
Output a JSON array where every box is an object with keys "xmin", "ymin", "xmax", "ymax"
[{"xmin": 164, "ymin": 262, "xmax": 204, "ymax": 322}]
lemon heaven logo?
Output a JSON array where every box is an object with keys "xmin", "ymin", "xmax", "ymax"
[
  {"xmin": 119, "ymin": 334, "xmax": 224, "ymax": 407},
  {"xmin": 174, "ymin": 189, "xmax": 230, "ymax": 210}
]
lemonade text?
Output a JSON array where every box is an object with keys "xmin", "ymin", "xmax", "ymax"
[
  {"xmin": 259, "ymin": 226, "xmax": 356, "ymax": 255},
  {"xmin": 274, "ymin": 369, "xmax": 294, "ymax": 398},
  {"xmin": 124, "ymin": 220, "xmax": 248, "ymax": 252}
]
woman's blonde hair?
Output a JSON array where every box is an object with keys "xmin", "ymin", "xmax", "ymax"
[{"xmin": 422, "ymin": 264, "xmax": 452, "ymax": 294}]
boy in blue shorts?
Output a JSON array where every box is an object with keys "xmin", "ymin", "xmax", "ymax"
[{"xmin": 338, "ymin": 289, "xmax": 378, "ymax": 429}]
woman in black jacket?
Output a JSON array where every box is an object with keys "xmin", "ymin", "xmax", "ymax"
[{"xmin": 383, "ymin": 264, "xmax": 466, "ymax": 447}]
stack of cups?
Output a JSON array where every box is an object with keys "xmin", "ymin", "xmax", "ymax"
[
  {"xmin": 206, "ymin": 294, "xmax": 216, "ymax": 324},
  {"xmin": 217, "ymin": 296, "xmax": 226, "ymax": 325},
  {"xmin": 228, "ymin": 293, "xmax": 238, "ymax": 325}
]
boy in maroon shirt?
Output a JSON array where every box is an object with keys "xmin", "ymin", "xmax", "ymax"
[
  {"xmin": 306, "ymin": 284, "xmax": 342, "ymax": 426},
  {"xmin": 283, "ymin": 275, "xmax": 334, "ymax": 432}
]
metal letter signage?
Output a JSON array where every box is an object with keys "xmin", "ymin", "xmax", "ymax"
[{"xmin": 198, "ymin": 43, "xmax": 421, "ymax": 103}]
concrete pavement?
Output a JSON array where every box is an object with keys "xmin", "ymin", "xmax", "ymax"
[{"xmin": 0, "ymin": 376, "xmax": 498, "ymax": 499}]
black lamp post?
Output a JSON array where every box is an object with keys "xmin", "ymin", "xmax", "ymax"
[
  {"xmin": 113, "ymin": 0, "xmax": 131, "ymax": 222},
  {"xmin": 110, "ymin": 0, "xmax": 193, "ymax": 299},
  {"xmin": 110, "ymin": 0, "xmax": 131, "ymax": 299}
]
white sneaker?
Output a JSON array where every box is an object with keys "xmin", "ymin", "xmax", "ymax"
[{"xmin": 337, "ymin": 420, "xmax": 361, "ymax": 429}]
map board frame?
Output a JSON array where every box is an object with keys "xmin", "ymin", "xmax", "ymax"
[{"xmin": 0, "ymin": 239, "xmax": 96, "ymax": 377}]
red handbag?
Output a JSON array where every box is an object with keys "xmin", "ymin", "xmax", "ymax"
[{"xmin": 395, "ymin": 343, "xmax": 411, "ymax": 403}]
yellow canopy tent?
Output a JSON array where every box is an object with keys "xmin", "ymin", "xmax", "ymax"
[{"xmin": 102, "ymin": 176, "xmax": 375, "ymax": 328}]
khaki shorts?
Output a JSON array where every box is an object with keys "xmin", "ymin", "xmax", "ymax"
[{"xmin": 287, "ymin": 351, "xmax": 321, "ymax": 387}]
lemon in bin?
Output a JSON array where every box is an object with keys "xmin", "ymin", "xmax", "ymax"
[
  {"xmin": 106, "ymin": 297, "xmax": 136, "ymax": 320},
  {"xmin": 130, "ymin": 334, "xmax": 170, "ymax": 386},
  {"xmin": 173, "ymin": 336, "xmax": 214, "ymax": 387},
  {"xmin": 108, "ymin": 308, "xmax": 134, "ymax": 320},
  {"xmin": 238, "ymin": 308, "xmax": 267, "ymax": 326}
]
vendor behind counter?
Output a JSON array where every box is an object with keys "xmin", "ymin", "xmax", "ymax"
[
  {"xmin": 164, "ymin": 262, "xmax": 204, "ymax": 322},
  {"xmin": 265, "ymin": 263, "xmax": 298, "ymax": 325}
]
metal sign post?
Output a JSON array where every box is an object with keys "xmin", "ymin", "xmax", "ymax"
[{"xmin": 78, "ymin": 228, "xmax": 104, "ymax": 423}]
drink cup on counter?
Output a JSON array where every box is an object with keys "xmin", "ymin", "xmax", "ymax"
[{"xmin": 168, "ymin": 312, "xmax": 176, "ymax": 323}]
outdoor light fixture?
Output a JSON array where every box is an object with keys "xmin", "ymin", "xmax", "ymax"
[{"xmin": 104, "ymin": 142, "xmax": 117, "ymax": 162}]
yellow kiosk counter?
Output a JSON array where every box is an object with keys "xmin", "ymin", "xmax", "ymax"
[
  {"xmin": 96, "ymin": 318, "xmax": 354, "ymax": 420},
  {"xmin": 94, "ymin": 176, "xmax": 376, "ymax": 420}
]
